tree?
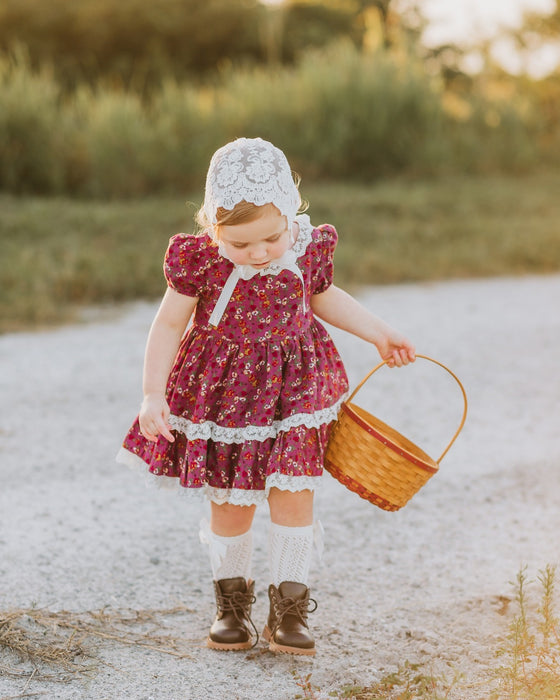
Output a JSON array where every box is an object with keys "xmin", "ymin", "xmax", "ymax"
[
  {"xmin": 507, "ymin": 0, "xmax": 560, "ymax": 75},
  {"xmin": 0, "ymin": 0, "xmax": 263, "ymax": 90}
]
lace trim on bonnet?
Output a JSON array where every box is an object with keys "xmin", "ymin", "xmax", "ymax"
[{"xmin": 203, "ymin": 137, "xmax": 301, "ymax": 230}]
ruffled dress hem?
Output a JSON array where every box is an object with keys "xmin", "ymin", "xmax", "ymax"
[{"xmin": 116, "ymin": 447, "xmax": 323, "ymax": 505}]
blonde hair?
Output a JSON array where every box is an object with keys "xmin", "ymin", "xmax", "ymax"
[{"xmin": 196, "ymin": 173, "xmax": 307, "ymax": 241}]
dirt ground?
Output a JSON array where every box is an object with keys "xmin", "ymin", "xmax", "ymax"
[{"xmin": 1, "ymin": 274, "xmax": 559, "ymax": 699}]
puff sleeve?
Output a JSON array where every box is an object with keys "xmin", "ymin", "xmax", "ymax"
[
  {"xmin": 310, "ymin": 224, "xmax": 338, "ymax": 295},
  {"xmin": 163, "ymin": 234, "xmax": 206, "ymax": 297}
]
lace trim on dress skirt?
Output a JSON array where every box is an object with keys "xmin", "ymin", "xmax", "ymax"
[
  {"xmin": 167, "ymin": 395, "xmax": 345, "ymax": 444},
  {"xmin": 117, "ymin": 447, "xmax": 322, "ymax": 505}
]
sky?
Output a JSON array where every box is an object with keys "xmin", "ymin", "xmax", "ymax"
[
  {"xmin": 263, "ymin": 0, "xmax": 560, "ymax": 76},
  {"xmin": 414, "ymin": 0, "xmax": 559, "ymax": 76}
]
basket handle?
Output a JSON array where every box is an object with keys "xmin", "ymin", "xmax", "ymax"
[{"xmin": 346, "ymin": 354, "xmax": 468, "ymax": 464}]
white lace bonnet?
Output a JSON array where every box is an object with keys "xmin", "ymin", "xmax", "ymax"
[
  {"xmin": 202, "ymin": 138, "xmax": 310, "ymax": 327},
  {"xmin": 203, "ymin": 137, "xmax": 300, "ymax": 237}
]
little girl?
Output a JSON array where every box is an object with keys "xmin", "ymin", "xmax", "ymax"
[{"xmin": 117, "ymin": 137, "xmax": 415, "ymax": 656}]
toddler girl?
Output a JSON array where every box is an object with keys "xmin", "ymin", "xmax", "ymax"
[{"xmin": 117, "ymin": 137, "xmax": 415, "ymax": 655}]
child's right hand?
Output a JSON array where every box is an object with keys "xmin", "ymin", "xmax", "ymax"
[{"xmin": 139, "ymin": 393, "xmax": 175, "ymax": 443}]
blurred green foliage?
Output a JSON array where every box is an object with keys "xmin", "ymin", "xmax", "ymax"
[
  {"xmin": 0, "ymin": 54, "xmax": 65, "ymax": 193},
  {"xmin": 0, "ymin": 0, "xmax": 260, "ymax": 89},
  {"xmin": 2, "ymin": 169, "xmax": 560, "ymax": 331},
  {"xmin": 1, "ymin": 41, "xmax": 555, "ymax": 197},
  {"xmin": 1, "ymin": 0, "xmax": 558, "ymax": 333},
  {"xmin": 0, "ymin": 0, "xmax": 362, "ymax": 90},
  {"xmin": 0, "ymin": 0, "xmax": 558, "ymax": 197}
]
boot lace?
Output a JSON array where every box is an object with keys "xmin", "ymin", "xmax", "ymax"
[
  {"xmin": 216, "ymin": 590, "xmax": 259, "ymax": 648},
  {"xmin": 273, "ymin": 594, "xmax": 318, "ymax": 630}
]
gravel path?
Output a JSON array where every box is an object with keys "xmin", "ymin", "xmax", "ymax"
[{"xmin": 1, "ymin": 274, "xmax": 559, "ymax": 699}]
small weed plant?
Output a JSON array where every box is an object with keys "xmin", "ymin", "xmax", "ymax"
[
  {"xmin": 294, "ymin": 565, "xmax": 560, "ymax": 700},
  {"xmin": 492, "ymin": 565, "xmax": 560, "ymax": 699},
  {"xmin": 293, "ymin": 662, "xmax": 461, "ymax": 699},
  {"xmin": 334, "ymin": 662, "xmax": 461, "ymax": 699}
]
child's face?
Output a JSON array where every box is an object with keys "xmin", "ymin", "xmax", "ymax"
[{"xmin": 218, "ymin": 208, "xmax": 292, "ymax": 269}]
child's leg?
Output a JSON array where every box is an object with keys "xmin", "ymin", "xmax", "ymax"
[
  {"xmin": 265, "ymin": 488, "xmax": 317, "ymax": 656},
  {"xmin": 202, "ymin": 502, "xmax": 257, "ymax": 651},
  {"xmin": 206, "ymin": 502, "xmax": 256, "ymax": 580},
  {"xmin": 211, "ymin": 502, "xmax": 256, "ymax": 535},
  {"xmin": 267, "ymin": 488, "xmax": 314, "ymax": 585}
]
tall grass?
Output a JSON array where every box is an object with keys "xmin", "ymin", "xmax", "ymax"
[
  {"xmin": 492, "ymin": 566, "xmax": 560, "ymax": 699},
  {"xmin": 0, "ymin": 196, "xmax": 189, "ymax": 330},
  {"xmin": 0, "ymin": 49, "xmax": 65, "ymax": 193},
  {"xmin": 216, "ymin": 42, "xmax": 448, "ymax": 180},
  {"xmin": 148, "ymin": 81, "xmax": 223, "ymax": 193},
  {"xmin": 2, "ymin": 169, "xmax": 559, "ymax": 332},
  {"xmin": 0, "ymin": 43, "xmax": 547, "ymax": 198}
]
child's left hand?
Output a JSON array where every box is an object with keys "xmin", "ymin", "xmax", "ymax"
[{"xmin": 376, "ymin": 332, "xmax": 416, "ymax": 368}]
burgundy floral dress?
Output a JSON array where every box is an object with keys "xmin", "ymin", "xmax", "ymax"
[{"xmin": 117, "ymin": 215, "xmax": 348, "ymax": 505}]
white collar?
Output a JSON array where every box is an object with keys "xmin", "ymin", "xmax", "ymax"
[{"xmin": 208, "ymin": 214, "xmax": 313, "ymax": 327}]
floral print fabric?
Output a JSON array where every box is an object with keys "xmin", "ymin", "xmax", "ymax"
[{"xmin": 118, "ymin": 222, "xmax": 349, "ymax": 504}]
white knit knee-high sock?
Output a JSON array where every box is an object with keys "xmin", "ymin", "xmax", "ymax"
[
  {"xmin": 268, "ymin": 522, "xmax": 314, "ymax": 587},
  {"xmin": 199, "ymin": 520, "xmax": 253, "ymax": 581}
]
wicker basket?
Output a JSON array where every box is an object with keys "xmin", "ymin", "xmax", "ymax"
[{"xmin": 325, "ymin": 355, "xmax": 467, "ymax": 511}]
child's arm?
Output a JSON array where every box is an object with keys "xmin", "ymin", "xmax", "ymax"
[
  {"xmin": 139, "ymin": 287, "xmax": 198, "ymax": 442},
  {"xmin": 311, "ymin": 284, "xmax": 415, "ymax": 367}
]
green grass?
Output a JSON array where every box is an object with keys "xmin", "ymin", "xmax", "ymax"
[
  {"xmin": 0, "ymin": 196, "xmax": 197, "ymax": 331},
  {"xmin": 2, "ymin": 169, "xmax": 560, "ymax": 332},
  {"xmin": 307, "ymin": 169, "xmax": 560, "ymax": 285},
  {"xmin": 294, "ymin": 663, "xmax": 461, "ymax": 699}
]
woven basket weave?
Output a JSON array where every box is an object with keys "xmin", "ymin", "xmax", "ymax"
[{"xmin": 325, "ymin": 355, "xmax": 467, "ymax": 511}]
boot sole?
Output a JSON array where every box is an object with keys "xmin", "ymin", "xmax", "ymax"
[
  {"xmin": 262, "ymin": 625, "xmax": 316, "ymax": 656},
  {"xmin": 206, "ymin": 637, "xmax": 254, "ymax": 651}
]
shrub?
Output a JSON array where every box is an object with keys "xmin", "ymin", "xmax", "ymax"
[
  {"xmin": 0, "ymin": 49, "xmax": 65, "ymax": 193},
  {"xmin": 0, "ymin": 41, "xmax": 551, "ymax": 197},
  {"xmin": 149, "ymin": 80, "xmax": 222, "ymax": 193},
  {"xmin": 73, "ymin": 89, "xmax": 159, "ymax": 198},
  {"xmin": 214, "ymin": 41, "xmax": 447, "ymax": 180}
]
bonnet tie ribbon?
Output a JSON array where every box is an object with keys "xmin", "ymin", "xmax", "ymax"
[{"xmin": 208, "ymin": 248, "xmax": 306, "ymax": 328}]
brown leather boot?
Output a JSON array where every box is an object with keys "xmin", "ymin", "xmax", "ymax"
[
  {"xmin": 207, "ymin": 577, "xmax": 257, "ymax": 650},
  {"xmin": 263, "ymin": 581, "xmax": 317, "ymax": 656}
]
